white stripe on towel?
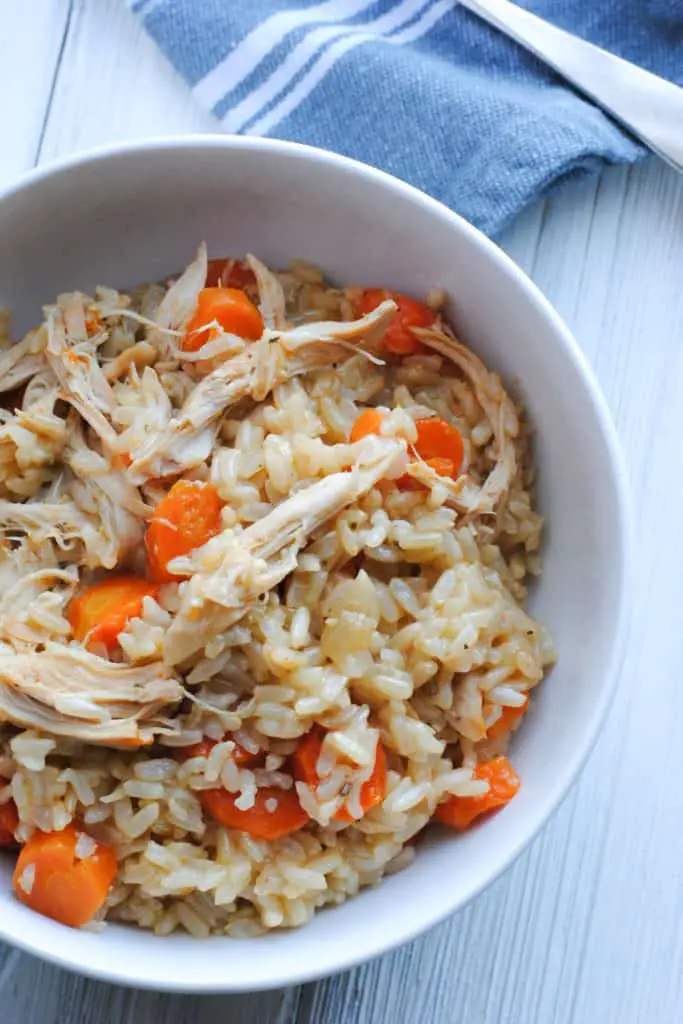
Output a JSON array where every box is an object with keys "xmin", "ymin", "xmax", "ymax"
[
  {"xmin": 246, "ymin": 0, "xmax": 453, "ymax": 136},
  {"xmin": 221, "ymin": 0, "xmax": 438, "ymax": 134},
  {"xmin": 194, "ymin": 0, "xmax": 377, "ymax": 112}
]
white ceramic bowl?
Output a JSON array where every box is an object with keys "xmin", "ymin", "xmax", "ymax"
[{"xmin": 0, "ymin": 137, "xmax": 630, "ymax": 992}]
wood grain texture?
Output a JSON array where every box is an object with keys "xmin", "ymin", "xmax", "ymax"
[
  {"xmin": 1, "ymin": 1, "xmax": 682, "ymax": 1021},
  {"xmin": 0, "ymin": 1, "xmax": 70, "ymax": 185}
]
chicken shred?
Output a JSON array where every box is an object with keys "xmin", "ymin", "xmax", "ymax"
[
  {"xmin": 0, "ymin": 385, "xmax": 66, "ymax": 499},
  {"xmin": 247, "ymin": 253, "xmax": 287, "ymax": 330},
  {"xmin": 147, "ymin": 244, "xmax": 207, "ymax": 362},
  {"xmin": 46, "ymin": 297, "xmax": 118, "ymax": 449},
  {"xmin": 129, "ymin": 300, "xmax": 397, "ymax": 481},
  {"xmin": 163, "ymin": 436, "xmax": 406, "ymax": 665},
  {"xmin": 0, "ymin": 645, "xmax": 181, "ymax": 744},
  {"xmin": 412, "ymin": 326, "xmax": 519, "ymax": 515},
  {"xmin": 0, "ymin": 326, "xmax": 48, "ymax": 394},
  {"xmin": 64, "ymin": 416, "xmax": 146, "ymax": 567}
]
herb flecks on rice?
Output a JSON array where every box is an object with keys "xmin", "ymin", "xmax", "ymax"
[{"xmin": 0, "ymin": 250, "xmax": 554, "ymax": 934}]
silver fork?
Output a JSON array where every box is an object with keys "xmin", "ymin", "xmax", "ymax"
[{"xmin": 459, "ymin": 0, "xmax": 683, "ymax": 173}]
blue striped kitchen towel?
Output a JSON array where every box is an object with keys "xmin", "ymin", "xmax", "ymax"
[{"xmin": 128, "ymin": 0, "xmax": 683, "ymax": 236}]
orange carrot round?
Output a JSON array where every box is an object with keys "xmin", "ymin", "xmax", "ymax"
[
  {"xmin": 412, "ymin": 418, "xmax": 464, "ymax": 477},
  {"xmin": 183, "ymin": 287, "xmax": 263, "ymax": 351},
  {"xmin": 67, "ymin": 577, "xmax": 159, "ymax": 651},
  {"xmin": 13, "ymin": 824, "xmax": 117, "ymax": 928},
  {"xmin": 292, "ymin": 728, "xmax": 387, "ymax": 822},
  {"xmin": 435, "ymin": 756, "xmax": 520, "ymax": 831},
  {"xmin": 0, "ymin": 794, "xmax": 19, "ymax": 848},
  {"xmin": 201, "ymin": 786, "xmax": 309, "ymax": 840},
  {"xmin": 356, "ymin": 289, "xmax": 435, "ymax": 355},
  {"xmin": 349, "ymin": 408, "xmax": 386, "ymax": 444},
  {"xmin": 146, "ymin": 479, "xmax": 223, "ymax": 583},
  {"xmin": 335, "ymin": 742, "xmax": 386, "ymax": 822},
  {"xmin": 348, "ymin": 411, "xmax": 463, "ymax": 489},
  {"xmin": 291, "ymin": 728, "xmax": 324, "ymax": 788},
  {"xmin": 206, "ymin": 258, "xmax": 257, "ymax": 291},
  {"xmin": 486, "ymin": 698, "xmax": 529, "ymax": 741}
]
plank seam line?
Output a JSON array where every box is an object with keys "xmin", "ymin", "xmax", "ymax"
[
  {"xmin": 33, "ymin": 0, "xmax": 76, "ymax": 167},
  {"xmin": 0, "ymin": 948, "xmax": 21, "ymax": 997}
]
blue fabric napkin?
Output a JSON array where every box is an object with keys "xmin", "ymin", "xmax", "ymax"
[{"xmin": 128, "ymin": 0, "xmax": 683, "ymax": 236}]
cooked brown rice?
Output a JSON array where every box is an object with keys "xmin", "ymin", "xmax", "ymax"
[{"xmin": 0, "ymin": 246, "xmax": 554, "ymax": 936}]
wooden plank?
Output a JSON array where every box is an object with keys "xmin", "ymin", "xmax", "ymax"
[
  {"xmin": 2, "ymin": 0, "xmax": 683, "ymax": 1020},
  {"xmin": 37, "ymin": 0, "xmax": 213, "ymax": 165},
  {"xmin": 0, "ymin": 952, "xmax": 297, "ymax": 1023},
  {"xmin": 0, "ymin": 0, "xmax": 69, "ymax": 186}
]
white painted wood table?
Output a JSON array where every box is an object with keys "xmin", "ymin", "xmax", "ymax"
[{"xmin": 1, "ymin": 2, "xmax": 682, "ymax": 1021}]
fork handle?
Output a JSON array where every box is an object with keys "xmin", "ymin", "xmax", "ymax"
[{"xmin": 460, "ymin": 0, "xmax": 683, "ymax": 173}]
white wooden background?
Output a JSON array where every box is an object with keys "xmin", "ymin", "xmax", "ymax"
[{"xmin": 1, "ymin": 2, "xmax": 682, "ymax": 1021}]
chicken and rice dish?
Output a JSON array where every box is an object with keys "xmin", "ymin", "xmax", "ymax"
[{"xmin": 0, "ymin": 246, "xmax": 554, "ymax": 935}]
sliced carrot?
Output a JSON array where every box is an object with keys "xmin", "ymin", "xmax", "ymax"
[
  {"xmin": 0, "ymin": 794, "xmax": 19, "ymax": 848},
  {"xmin": 13, "ymin": 824, "xmax": 117, "ymax": 928},
  {"xmin": 335, "ymin": 742, "xmax": 386, "ymax": 823},
  {"xmin": 292, "ymin": 728, "xmax": 387, "ymax": 822},
  {"xmin": 201, "ymin": 786, "xmax": 309, "ymax": 840},
  {"xmin": 177, "ymin": 736, "xmax": 259, "ymax": 766},
  {"xmin": 291, "ymin": 728, "xmax": 324, "ymax": 785},
  {"xmin": 412, "ymin": 419, "xmax": 464, "ymax": 476},
  {"xmin": 350, "ymin": 408, "xmax": 386, "ymax": 444},
  {"xmin": 183, "ymin": 287, "xmax": 263, "ymax": 352},
  {"xmin": 435, "ymin": 756, "xmax": 520, "ymax": 831},
  {"xmin": 349, "ymin": 411, "xmax": 463, "ymax": 489},
  {"xmin": 67, "ymin": 577, "xmax": 159, "ymax": 651},
  {"xmin": 397, "ymin": 420, "xmax": 464, "ymax": 489},
  {"xmin": 356, "ymin": 289, "xmax": 435, "ymax": 355},
  {"xmin": 146, "ymin": 479, "xmax": 223, "ymax": 584},
  {"xmin": 206, "ymin": 258, "xmax": 257, "ymax": 291},
  {"xmin": 486, "ymin": 698, "xmax": 529, "ymax": 741}
]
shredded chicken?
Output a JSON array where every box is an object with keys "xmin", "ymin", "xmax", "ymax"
[
  {"xmin": 104, "ymin": 340, "xmax": 157, "ymax": 381},
  {"xmin": 247, "ymin": 253, "xmax": 287, "ymax": 329},
  {"xmin": 275, "ymin": 303, "xmax": 395, "ymax": 351},
  {"xmin": 0, "ymin": 354, "xmax": 48, "ymax": 395},
  {"xmin": 0, "ymin": 498, "xmax": 90, "ymax": 553},
  {"xmin": 130, "ymin": 300, "xmax": 397, "ymax": 481},
  {"xmin": 110, "ymin": 366, "xmax": 173, "ymax": 459},
  {"xmin": 21, "ymin": 368, "xmax": 59, "ymax": 409},
  {"xmin": 0, "ymin": 385, "xmax": 66, "ymax": 499},
  {"xmin": 0, "ymin": 564, "xmax": 76, "ymax": 650},
  {"xmin": 0, "ymin": 540, "xmax": 60, "ymax": 597},
  {"xmin": 163, "ymin": 436, "xmax": 406, "ymax": 664},
  {"xmin": 65, "ymin": 417, "xmax": 147, "ymax": 567},
  {"xmin": 412, "ymin": 326, "xmax": 519, "ymax": 514},
  {"xmin": 46, "ymin": 295, "xmax": 118, "ymax": 449},
  {"xmin": 0, "ymin": 645, "xmax": 181, "ymax": 744},
  {"xmin": 0, "ymin": 422, "xmax": 144, "ymax": 571},
  {"xmin": 0, "ymin": 325, "xmax": 48, "ymax": 392},
  {"xmin": 147, "ymin": 244, "xmax": 207, "ymax": 362}
]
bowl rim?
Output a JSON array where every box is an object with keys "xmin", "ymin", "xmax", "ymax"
[{"xmin": 0, "ymin": 134, "xmax": 633, "ymax": 993}]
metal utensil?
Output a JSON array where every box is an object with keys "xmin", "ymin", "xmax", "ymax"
[{"xmin": 459, "ymin": 0, "xmax": 683, "ymax": 173}]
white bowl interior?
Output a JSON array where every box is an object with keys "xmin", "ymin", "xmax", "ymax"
[{"xmin": 0, "ymin": 140, "xmax": 628, "ymax": 991}]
